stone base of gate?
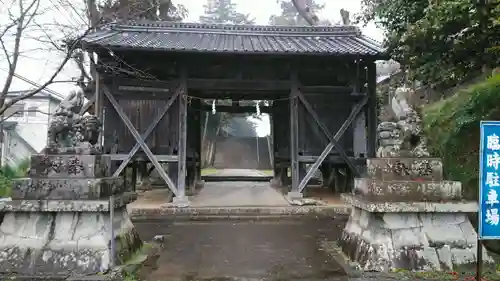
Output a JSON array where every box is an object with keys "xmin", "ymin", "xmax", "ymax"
[
  {"xmin": 0, "ymin": 241, "xmax": 159, "ymax": 281},
  {"xmin": 339, "ymin": 202, "xmax": 494, "ymax": 272},
  {"xmin": 0, "ymin": 207, "xmax": 142, "ymax": 277}
]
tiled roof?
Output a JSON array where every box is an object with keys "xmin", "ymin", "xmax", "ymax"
[{"xmin": 81, "ymin": 21, "xmax": 385, "ymax": 57}]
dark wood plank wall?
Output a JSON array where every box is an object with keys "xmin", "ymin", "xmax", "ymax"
[
  {"xmin": 98, "ymin": 50, "xmax": 375, "ymax": 166},
  {"xmin": 102, "ymin": 88, "xmax": 180, "ymax": 155},
  {"xmin": 298, "ymin": 94, "xmax": 354, "ymax": 156}
]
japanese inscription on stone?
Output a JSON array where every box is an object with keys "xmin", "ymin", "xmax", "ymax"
[{"xmin": 479, "ymin": 121, "xmax": 500, "ymax": 239}]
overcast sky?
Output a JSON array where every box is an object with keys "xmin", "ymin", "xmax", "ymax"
[
  {"xmin": 0, "ymin": 0, "xmax": 383, "ymax": 95},
  {"xmin": 0, "ymin": 0, "xmax": 383, "ymax": 136}
]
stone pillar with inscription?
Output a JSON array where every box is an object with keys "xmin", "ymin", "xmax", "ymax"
[
  {"xmin": 339, "ymin": 87, "xmax": 493, "ymax": 272},
  {"xmin": 0, "ymin": 91, "xmax": 142, "ymax": 278}
]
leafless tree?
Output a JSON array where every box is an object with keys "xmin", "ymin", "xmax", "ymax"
[
  {"xmin": 0, "ymin": 0, "xmax": 97, "ymax": 116},
  {"xmin": 291, "ymin": 0, "xmax": 320, "ymax": 25}
]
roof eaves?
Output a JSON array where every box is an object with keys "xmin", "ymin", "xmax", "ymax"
[{"xmin": 110, "ymin": 21, "xmax": 362, "ymax": 37}]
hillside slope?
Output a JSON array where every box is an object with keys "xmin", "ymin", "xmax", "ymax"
[{"xmin": 422, "ymin": 73, "xmax": 500, "ymax": 200}]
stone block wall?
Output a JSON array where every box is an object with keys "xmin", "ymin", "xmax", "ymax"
[{"xmin": 341, "ymin": 207, "xmax": 489, "ymax": 272}]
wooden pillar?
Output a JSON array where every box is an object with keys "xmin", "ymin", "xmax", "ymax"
[
  {"xmin": 353, "ymin": 60, "xmax": 368, "ymax": 159},
  {"xmin": 95, "ymin": 72, "xmax": 104, "ymax": 147},
  {"xmin": 173, "ymin": 67, "xmax": 189, "ymax": 206},
  {"xmin": 366, "ymin": 61, "xmax": 378, "ymax": 158},
  {"xmin": 131, "ymin": 161, "xmax": 137, "ymax": 192},
  {"xmin": 195, "ymin": 99, "xmax": 203, "ymax": 186},
  {"xmin": 269, "ymin": 111, "xmax": 280, "ymax": 186},
  {"xmin": 288, "ymin": 67, "xmax": 301, "ymax": 199}
]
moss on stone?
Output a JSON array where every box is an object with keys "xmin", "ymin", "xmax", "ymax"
[{"xmin": 115, "ymin": 229, "xmax": 143, "ymax": 265}]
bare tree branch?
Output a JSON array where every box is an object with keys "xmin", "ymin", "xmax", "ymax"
[
  {"xmin": 290, "ymin": 0, "xmax": 319, "ymax": 26},
  {"xmin": 0, "ymin": 23, "xmax": 97, "ymax": 116},
  {"xmin": 0, "ymin": 0, "xmax": 41, "ymax": 104}
]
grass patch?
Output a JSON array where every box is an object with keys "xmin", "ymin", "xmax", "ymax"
[
  {"xmin": 201, "ymin": 168, "xmax": 218, "ymax": 176},
  {"xmin": 259, "ymin": 169, "xmax": 273, "ymax": 176},
  {"xmin": 422, "ymin": 73, "xmax": 500, "ymax": 200},
  {"xmin": 0, "ymin": 159, "xmax": 29, "ymax": 198}
]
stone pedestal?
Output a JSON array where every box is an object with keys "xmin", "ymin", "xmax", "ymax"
[
  {"xmin": 340, "ymin": 157, "xmax": 492, "ymax": 272},
  {"xmin": 0, "ymin": 154, "xmax": 142, "ymax": 277}
]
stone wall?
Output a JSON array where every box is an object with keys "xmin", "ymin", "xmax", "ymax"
[{"xmin": 341, "ymin": 207, "xmax": 485, "ymax": 271}]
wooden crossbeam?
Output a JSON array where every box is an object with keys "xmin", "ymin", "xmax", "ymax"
[
  {"xmin": 297, "ymin": 94, "xmax": 368, "ymax": 193},
  {"xmin": 79, "ymin": 95, "xmax": 96, "ymax": 115},
  {"xmin": 112, "ymin": 87, "xmax": 182, "ymax": 177},
  {"xmin": 102, "ymin": 85, "xmax": 180, "ymax": 196},
  {"xmin": 199, "ymin": 104, "xmax": 272, "ymax": 114},
  {"xmin": 112, "ymin": 77, "xmax": 353, "ymax": 93},
  {"xmin": 107, "ymin": 154, "xmax": 178, "ymax": 161}
]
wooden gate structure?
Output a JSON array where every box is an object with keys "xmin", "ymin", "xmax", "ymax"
[{"xmin": 78, "ymin": 21, "xmax": 386, "ymax": 205}]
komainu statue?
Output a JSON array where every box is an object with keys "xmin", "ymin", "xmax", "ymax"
[
  {"xmin": 376, "ymin": 86, "xmax": 430, "ymax": 158},
  {"xmin": 46, "ymin": 90, "xmax": 101, "ymax": 152}
]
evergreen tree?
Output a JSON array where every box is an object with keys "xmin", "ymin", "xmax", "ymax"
[
  {"xmin": 269, "ymin": 0, "xmax": 331, "ymax": 26},
  {"xmin": 199, "ymin": 0, "xmax": 255, "ymax": 24}
]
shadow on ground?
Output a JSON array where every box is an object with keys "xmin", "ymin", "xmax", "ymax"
[{"xmin": 133, "ymin": 215, "xmax": 349, "ymax": 281}]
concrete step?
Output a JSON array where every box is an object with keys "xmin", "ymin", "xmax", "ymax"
[{"xmin": 130, "ymin": 205, "xmax": 350, "ymax": 221}]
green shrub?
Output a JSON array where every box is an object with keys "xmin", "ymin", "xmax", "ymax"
[
  {"xmin": 0, "ymin": 159, "xmax": 29, "ymax": 198},
  {"xmin": 422, "ymin": 74, "xmax": 500, "ymax": 200}
]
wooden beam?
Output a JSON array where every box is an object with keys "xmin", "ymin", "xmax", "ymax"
[
  {"xmin": 366, "ymin": 62, "xmax": 378, "ymax": 157},
  {"xmin": 110, "ymin": 77, "xmax": 356, "ymax": 94},
  {"xmin": 79, "ymin": 94, "xmax": 96, "ymax": 115},
  {"xmin": 102, "ymin": 85, "xmax": 180, "ymax": 196},
  {"xmin": 298, "ymin": 155, "xmax": 365, "ymax": 164},
  {"xmin": 296, "ymin": 95, "xmax": 368, "ymax": 193},
  {"xmin": 300, "ymin": 85, "xmax": 353, "ymax": 94},
  {"xmin": 95, "ymin": 74, "xmax": 103, "ymax": 147},
  {"xmin": 199, "ymin": 104, "xmax": 272, "ymax": 114},
  {"xmin": 107, "ymin": 154, "xmax": 178, "ymax": 161},
  {"xmin": 289, "ymin": 69, "xmax": 300, "ymax": 194},
  {"xmin": 177, "ymin": 68, "xmax": 188, "ymax": 198},
  {"xmin": 111, "ymin": 87, "xmax": 181, "ymax": 177},
  {"xmin": 188, "ymin": 78, "xmax": 291, "ymax": 91}
]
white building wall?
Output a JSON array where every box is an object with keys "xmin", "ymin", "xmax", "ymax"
[{"xmin": 6, "ymin": 98, "xmax": 53, "ymax": 153}]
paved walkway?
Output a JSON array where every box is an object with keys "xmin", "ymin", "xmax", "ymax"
[
  {"xmin": 193, "ymin": 169, "xmax": 288, "ymax": 207},
  {"xmin": 134, "ymin": 216, "xmax": 348, "ymax": 281},
  {"xmin": 204, "ymin": 169, "xmax": 269, "ymax": 177}
]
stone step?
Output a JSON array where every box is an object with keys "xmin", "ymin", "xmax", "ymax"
[
  {"xmin": 29, "ymin": 154, "xmax": 111, "ymax": 178},
  {"xmin": 367, "ymin": 158, "xmax": 443, "ymax": 181},
  {"xmin": 0, "ymin": 192, "xmax": 137, "ymax": 212},
  {"xmin": 353, "ymin": 178, "xmax": 462, "ymax": 202},
  {"xmin": 341, "ymin": 193, "xmax": 477, "ymax": 213},
  {"xmin": 11, "ymin": 177, "xmax": 125, "ymax": 200}
]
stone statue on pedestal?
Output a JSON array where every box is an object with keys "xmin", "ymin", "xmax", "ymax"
[
  {"xmin": 376, "ymin": 86, "xmax": 429, "ymax": 158},
  {"xmin": 340, "ymin": 85, "xmax": 492, "ymax": 272},
  {"xmin": 0, "ymin": 89, "xmax": 143, "ymax": 279},
  {"xmin": 46, "ymin": 90, "xmax": 102, "ymax": 153}
]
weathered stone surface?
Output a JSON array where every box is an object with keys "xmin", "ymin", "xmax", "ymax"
[
  {"xmin": 0, "ymin": 192, "xmax": 137, "ymax": 212},
  {"xmin": 339, "ymin": 207, "xmax": 491, "ymax": 272},
  {"xmin": 382, "ymin": 213, "xmax": 421, "ymax": 229},
  {"xmin": 29, "ymin": 154, "xmax": 111, "ymax": 178},
  {"xmin": 353, "ymin": 178, "xmax": 462, "ymax": 202},
  {"xmin": 0, "ymin": 207, "xmax": 142, "ymax": 276},
  {"xmin": 342, "ymin": 87, "xmax": 490, "ymax": 273},
  {"xmin": 11, "ymin": 177, "xmax": 124, "ymax": 200},
  {"xmin": 437, "ymin": 245, "xmax": 453, "ymax": 270},
  {"xmin": 341, "ymin": 193, "xmax": 478, "ymax": 213},
  {"xmin": 367, "ymin": 158, "xmax": 443, "ymax": 181},
  {"xmin": 415, "ymin": 247, "xmax": 440, "ymax": 270}
]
